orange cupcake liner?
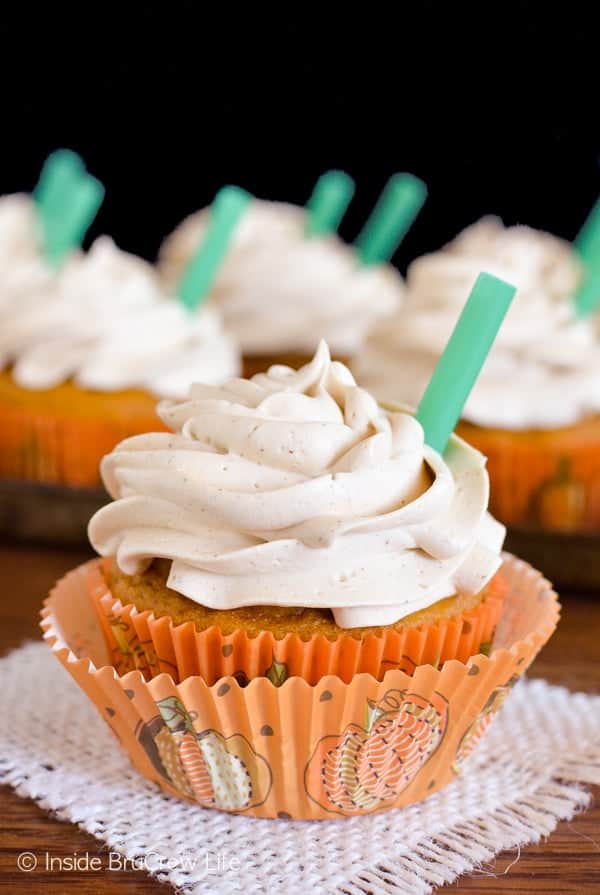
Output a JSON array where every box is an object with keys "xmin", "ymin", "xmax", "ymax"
[
  {"xmin": 0, "ymin": 398, "xmax": 165, "ymax": 488},
  {"xmin": 87, "ymin": 559, "xmax": 506, "ymax": 686},
  {"xmin": 457, "ymin": 416, "xmax": 600, "ymax": 532},
  {"xmin": 41, "ymin": 554, "xmax": 559, "ymax": 819}
]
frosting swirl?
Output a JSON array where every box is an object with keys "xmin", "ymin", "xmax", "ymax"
[
  {"xmin": 0, "ymin": 236, "xmax": 240, "ymax": 398},
  {"xmin": 158, "ymin": 199, "xmax": 404, "ymax": 355},
  {"xmin": 89, "ymin": 342, "xmax": 504, "ymax": 628},
  {"xmin": 355, "ymin": 217, "xmax": 600, "ymax": 429},
  {"xmin": 0, "ymin": 194, "xmax": 54, "ymax": 302}
]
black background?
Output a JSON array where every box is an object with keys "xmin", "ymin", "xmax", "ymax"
[{"xmin": 1, "ymin": 3, "xmax": 598, "ymax": 269}]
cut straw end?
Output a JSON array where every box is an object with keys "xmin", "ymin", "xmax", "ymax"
[
  {"xmin": 574, "ymin": 268, "xmax": 600, "ymax": 318},
  {"xmin": 355, "ymin": 173, "xmax": 427, "ymax": 265},
  {"xmin": 574, "ymin": 196, "xmax": 600, "ymax": 268},
  {"xmin": 416, "ymin": 272, "xmax": 516, "ymax": 454},
  {"xmin": 574, "ymin": 195, "xmax": 600, "ymax": 317},
  {"xmin": 34, "ymin": 150, "xmax": 87, "ymax": 259},
  {"xmin": 178, "ymin": 186, "xmax": 252, "ymax": 312},
  {"xmin": 305, "ymin": 170, "xmax": 355, "ymax": 237},
  {"xmin": 45, "ymin": 175, "xmax": 105, "ymax": 266},
  {"xmin": 34, "ymin": 149, "xmax": 85, "ymax": 215}
]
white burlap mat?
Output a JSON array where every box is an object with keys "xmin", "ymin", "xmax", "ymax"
[{"xmin": 0, "ymin": 642, "xmax": 599, "ymax": 895}]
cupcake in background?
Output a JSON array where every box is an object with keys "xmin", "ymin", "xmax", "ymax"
[
  {"xmin": 0, "ymin": 153, "xmax": 240, "ymax": 489},
  {"xmin": 2, "ymin": 235, "xmax": 239, "ymax": 398},
  {"xmin": 42, "ymin": 272, "xmax": 560, "ymax": 819},
  {"xmin": 0, "ymin": 148, "xmax": 104, "ymax": 306},
  {"xmin": 158, "ymin": 171, "xmax": 426, "ymax": 375},
  {"xmin": 355, "ymin": 215, "xmax": 600, "ymax": 532}
]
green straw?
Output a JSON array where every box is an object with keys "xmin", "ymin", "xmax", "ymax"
[
  {"xmin": 34, "ymin": 150, "xmax": 85, "ymax": 216},
  {"xmin": 573, "ymin": 197, "xmax": 600, "ymax": 317},
  {"xmin": 574, "ymin": 196, "xmax": 600, "ymax": 269},
  {"xmin": 178, "ymin": 186, "xmax": 252, "ymax": 312},
  {"xmin": 305, "ymin": 170, "xmax": 355, "ymax": 237},
  {"xmin": 355, "ymin": 173, "xmax": 427, "ymax": 265},
  {"xmin": 34, "ymin": 150, "xmax": 87, "ymax": 258},
  {"xmin": 45, "ymin": 175, "xmax": 105, "ymax": 266},
  {"xmin": 574, "ymin": 268, "xmax": 600, "ymax": 318},
  {"xmin": 416, "ymin": 272, "xmax": 516, "ymax": 454}
]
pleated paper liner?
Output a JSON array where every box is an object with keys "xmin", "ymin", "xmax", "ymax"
[
  {"xmin": 456, "ymin": 415, "xmax": 600, "ymax": 532},
  {"xmin": 41, "ymin": 554, "xmax": 559, "ymax": 820},
  {"xmin": 0, "ymin": 371, "xmax": 165, "ymax": 487},
  {"xmin": 87, "ymin": 560, "xmax": 506, "ymax": 686}
]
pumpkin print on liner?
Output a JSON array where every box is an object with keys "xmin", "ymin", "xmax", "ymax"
[
  {"xmin": 532, "ymin": 457, "xmax": 586, "ymax": 532},
  {"xmin": 107, "ymin": 612, "xmax": 158, "ymax": 679},
  {"xmin": 137, "ymin": 696, "xmax": 272, "ymax": 811},
  {"xmin": 453, "ymin": 674, "xmax": 520, "ymax": 773},
  {"xmin": 304, "ymin": 688, "xmax": 448, "ymax": 816}
]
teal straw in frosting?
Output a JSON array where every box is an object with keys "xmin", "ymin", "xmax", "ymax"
[
  {"xmin": 44, "ymin": 175, "xmax": 105, "ymax": 266},
  {"xmin": 574, "ymin": 196, "xmax": 600, "ymax": 270},
  {"xmin": 34, "ymin": 150, "xmax": 104, "ymax": 265},
  {"xmin": 178, "ymin": 186, "xmax": 252, "ymax": 312},
  {"xmin": 34, "ymin": 150, "xmax": 85, "ymax": 222},
  {"xmin": 34, "ymin": 150, "xmax": 87, "ymax": 259},
  {"xmin": 305, "ymin": 170, "xmax": 355, "ymax": 237},
  {"xmin": 355, "ymin": 173, "xmax": 427, "ymax": 265},
  {"xmin": 574, "ymin": 196, "xmax": 600, "ymax": 317},
  {"xmin": 574, "ymin": 269, "xmax": 600, "ymax": 318},
  {"xmin": 416, "ymin": 272, "xmax": 516, "ymax": 454}
]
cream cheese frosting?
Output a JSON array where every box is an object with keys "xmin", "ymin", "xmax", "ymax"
[
  {"xmin": 0, "ymin": 235, "xmax": 240, "ymax": 398},
  {"xmin": 158, "ymin": 199, "xmax": 404, "ymax": 356},
  {"xmin": 0, "ymin": 194, "xmax": 54, "ymax": 302},
  {"xmin": 89, "ymin": 342, "xmax": 505, "ymax": 628},
  {"xmin": 355, "ymin": 217, "xmax": 600, "ymax": 430}
]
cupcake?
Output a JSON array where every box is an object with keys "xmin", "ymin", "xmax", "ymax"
[
  {"xmin": 0, "ymin": 236, "xmax": 240, "ymax": 488},
  {"xmin": 42, "ymin": 340, "xmax": 559, "ymax": 819},
  {"xmin": 355, "ymin": 217, "xmax": 600, "ymax": 532},
  {"xmin": 158, "ymin": 192, "xmax": 406, "ymax": 376},
  {"xmin": 86, "ymin": 340, "xmax": 507, "ymax": 683}
]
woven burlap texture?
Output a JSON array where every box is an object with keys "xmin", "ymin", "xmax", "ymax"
[{"xmin": 0, "ymin": 642, "xmax": 599, "ymax": 895}]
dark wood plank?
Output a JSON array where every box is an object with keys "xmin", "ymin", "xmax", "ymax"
[{"xmin": 0, "ymin": 543, "xmax": 598, "ymax": 893}]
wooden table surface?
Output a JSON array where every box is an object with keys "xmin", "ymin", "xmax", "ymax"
[{"xmin": 0, "ymin": 542, "xmax": 599, "ymax": 894}]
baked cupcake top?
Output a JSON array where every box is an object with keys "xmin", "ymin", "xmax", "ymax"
[
  {"xmin": 355, "ymin": 217, "xmax": 600, "ymax": 429},
  {"xmin": 158, "ymin": 199, "xmax": 404, "ymax": 356},
  {"xmin": 0, "ymin": 234, "xmax": 240, "ymax": 398},
  {"xmin": 89, "ymin": 342, "xmax": 505, "ymax": 628}
]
